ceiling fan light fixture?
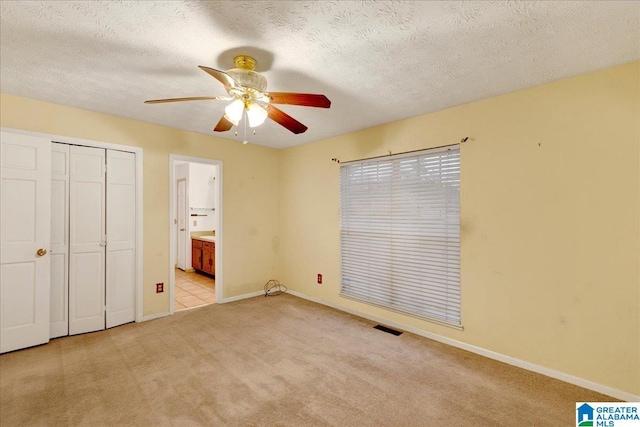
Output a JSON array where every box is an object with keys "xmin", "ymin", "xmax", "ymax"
[
  {"xmin": 247, "ymin": 102, "xmax": 268, "ymax": 128},
  {"xmin": 224, "ymin": 99, "xmax": 244, "ymax": 125},
  {"xmin": 145, "ymin": 54, "xmax": 330, "ymax": 136}
]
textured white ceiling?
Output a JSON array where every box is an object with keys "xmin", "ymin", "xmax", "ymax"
[{"xmin": 1, "ymin": 1, "xmax": 638, "ymax": 149}]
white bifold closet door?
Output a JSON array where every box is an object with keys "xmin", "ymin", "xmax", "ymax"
[
  {"xmin": 65, "ymin": 145, "xmax": 136, "ymax": 336},
  {"xmin": 69, "ymin": 146, "xmax": 106, "ymax": 335},
  {"xmin": 50, "ymin": 143, "xmax": 70, "ymax": 338},
  {"xmin": 105, "ymin": 150, "xmax": 136, "ymax": 329}
]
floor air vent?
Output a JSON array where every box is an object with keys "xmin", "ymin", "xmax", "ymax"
[{"xmin": 373, "ymin": 325, "xmax": 403, "ymax": 336}]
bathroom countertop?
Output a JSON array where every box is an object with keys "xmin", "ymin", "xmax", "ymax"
[{"xmin": 191, "ymin": 235, "xmax": 215, "ymax": 243}]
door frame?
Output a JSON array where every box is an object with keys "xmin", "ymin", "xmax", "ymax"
[
  {"xmin": 168, "ymin": 155, "xmax": 223, "ymax": 315},
  {"xmin": 0, "ymin": 127, "xmax": 144, "ymax": 323}
]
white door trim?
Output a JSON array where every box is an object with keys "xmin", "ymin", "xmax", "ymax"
[
  {"xmin": 0, "ymin": 127, "xmax": 144, "ymax": 323},
  {"xmin": 169, "ymin": 155, "xmax": 223, "ymax": 315}
]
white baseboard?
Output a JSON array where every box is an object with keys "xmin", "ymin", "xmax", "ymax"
[
  {"xmin": 219, "ymin": 290, "xmax": 263, "ymax": 304},
  {"xmin": 287, "ymin": 290, "xmax": 639, "ymax": 402},
  {"xmin": 140, "ymin": 311, "xmax": 170, "ymax": 322},
  {"xmin": 142, "ymin": 291, "xmax": 262, "ymax": 321}
]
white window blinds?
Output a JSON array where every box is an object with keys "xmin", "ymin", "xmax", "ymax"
[{"xmin": 339, "ymin": 146, "xmax": 461, "ymax": 329}]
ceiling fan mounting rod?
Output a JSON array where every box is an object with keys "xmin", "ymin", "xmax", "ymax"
[{"xmin": 234, "ymin": 55, "xmax": 257, "ymax": 71}]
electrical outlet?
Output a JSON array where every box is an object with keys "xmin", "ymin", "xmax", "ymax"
[
  {"xmin": 317, "ymin": 274, "xmax": 322, "ymax": 284},
  {"xmin": 156, "ymin": 283, "xmax": 164, "ymax": 293},
  {"xmin": 193, "ymin": 220, "xmax": 197, "ymax": 226}
]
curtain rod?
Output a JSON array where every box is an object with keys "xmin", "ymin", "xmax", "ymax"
[{"xmin": 332, "ymin": 137, "xmax": 472, "ymax": 165}]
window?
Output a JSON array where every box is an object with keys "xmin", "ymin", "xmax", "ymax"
[{"xmin": 339, "ymin": 146, "xmax": 461, "ymax": 329}]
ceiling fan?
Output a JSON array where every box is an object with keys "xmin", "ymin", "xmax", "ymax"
[{"xmin": 145, "ymin": 55, "xmax": 331, "ymax": 136}]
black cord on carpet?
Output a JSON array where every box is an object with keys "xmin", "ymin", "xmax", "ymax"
[{"xmin": 264, "ymin": 279, "xmax": 288, "ymax": 297}]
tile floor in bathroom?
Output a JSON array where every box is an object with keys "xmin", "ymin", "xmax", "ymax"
[{"xmin": 175, "ymin": 268, "xmax": 216, "ymax": 311}]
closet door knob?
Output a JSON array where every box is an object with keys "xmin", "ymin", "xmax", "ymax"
[
  {"xmin": 36, "ymin": 248, "xmax": 47, "ymax": 256},
  {"xmin": 99, "ymin": 241, "xmax": 107, "ymax": 247}
]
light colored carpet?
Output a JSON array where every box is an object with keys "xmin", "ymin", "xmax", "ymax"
[{"xmin": 0, "ymin": 294, "xmax": 612, "ymax": 426}]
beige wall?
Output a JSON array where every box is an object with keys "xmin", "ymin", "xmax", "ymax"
[
  {"xmin": 279, "ymin": 62, "xmax": 640, "ymax": 395},
  {"xmin": 0, "ymin": 93, "xmax": 281, "ymax": 316}
]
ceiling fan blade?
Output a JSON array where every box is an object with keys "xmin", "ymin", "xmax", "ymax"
[
  {"xmin": 198, "ymin": 66, "xmax": 239, "ymax": 91},
  {"xmin": 214, "ymin": 115, "xmax": 234, "ymax": 132},
  {"xmin": 267, "ymin": 93, "xmax": 331, "ymax": 108},
  {"xmin": 267, "ymin": 105, "xmax": 308, "ymax": 134},
  {"xmin": 144, "ymin": 96, "xmax": 231, "ymax": 104}
]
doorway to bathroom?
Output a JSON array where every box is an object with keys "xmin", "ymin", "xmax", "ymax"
[{"xmin": 169, "ymin": 155, "xmax": 222, "ymax": 314}]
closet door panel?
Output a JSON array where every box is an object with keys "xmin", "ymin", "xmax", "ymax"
[
  {"xmin": 50, "ymin": 254, "xmax": 66, "ymax": 330},
  {"xmin": 72, "ymin": 252, "xmax": 104, "ymax": 318},
  {"xmin": 107, "ymin": 249, "xmax": 135, "ymax": 320},
  {"xmin": 69, "ymin": 146, "xmax": 105, "ymax": 335},
  {"xmin": 50, "ymin": 143, "xmax": 69, "ymax": 338},
  {"xmin": 106, "ymin": 150, "xmax": 136, "ymax": 328}
]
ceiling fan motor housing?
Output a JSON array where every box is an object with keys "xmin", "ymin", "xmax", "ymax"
[
  {"xmin": 226, "ymin": 68, "xmax": 267, "ymax": 92},
  {"xmin": 227, "ymin": 56, "xmax": 267, "ymax": 93}
]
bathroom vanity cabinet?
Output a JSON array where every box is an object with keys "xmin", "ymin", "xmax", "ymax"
[{"xmin": 192, "ymin": 237, "xmax": 215, "ymax": 275}]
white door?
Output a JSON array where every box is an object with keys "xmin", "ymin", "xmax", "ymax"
[
  {"xmin": 69, "ymin": 146, "xmax": 105, "ymax": 335},
  {"xmin": 106, "ymin": 150, "xmax": 136, "ymax": 328},
  {"xmin": 177, "ymin": 179, "xmax": 187, "ymax": 270},
  {"xmin": 50, "ymin": 143, "xmax": 69, "ymax": 338},
  {"xmin": 0, "ymin": 132, "xmax": 51, "ymax": 353}
]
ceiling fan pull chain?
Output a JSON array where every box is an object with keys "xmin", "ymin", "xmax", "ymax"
[{"xmin": 242, "ymin": 110, "xmax": 249, "ymax": 145}]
